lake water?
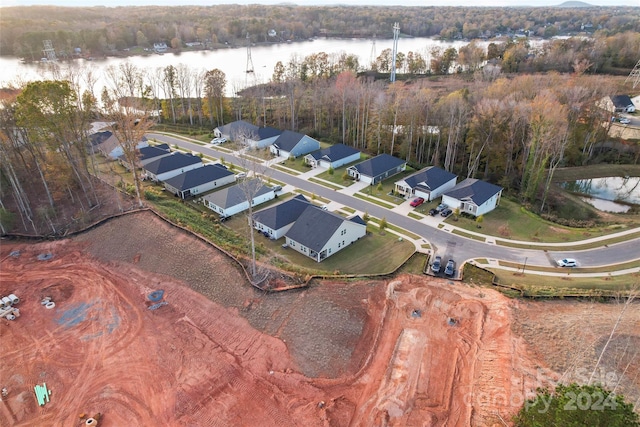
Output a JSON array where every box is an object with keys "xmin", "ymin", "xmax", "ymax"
[
  {"xmin": 0, "ymin": 37, "xmax": 482, "ymax": 96},
  {"xmin": 562, "ymin": 177, "xmax": 640, "ymax": 213}
]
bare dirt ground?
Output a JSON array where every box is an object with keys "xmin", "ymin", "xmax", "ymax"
[{"xmin": 1, "ymin": 212, "xmax": 638, "ymax": 426}]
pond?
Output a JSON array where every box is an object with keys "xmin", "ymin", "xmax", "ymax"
[{"xmin": 562, "ymin": 176, "xmax": 640, "ymax": 213}]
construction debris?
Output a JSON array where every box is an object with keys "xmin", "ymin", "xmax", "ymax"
[
  {"xmin": 37, "ymin": 253, "xmax": 53, "ymax": 261},
  {"xmin": 148, "ymin": 290, "xmax": 165, "ymax": 302},
  {"xmin": 148, "ymin": 301, "xmax": 168, "ymax": 310}
]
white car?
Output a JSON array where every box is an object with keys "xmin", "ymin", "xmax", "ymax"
[
  {"xmin": 210, "ymin": 137, "xmax": 227, "ymax": 145},
  {"xmin": 556, "ymin": 258, "xmax": 577, "ymax": 267},
  {"xmin": 235, "ymin": 172, "xmax": 247, "ymax": 179},
  {"xmin": 619, "ymin": 118, "xmax": 630, "ymax": 125}
]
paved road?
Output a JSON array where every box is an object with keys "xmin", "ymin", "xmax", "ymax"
[{"xmin": 148, "ymin": 133, "xmax": 640, "ymax": 268}]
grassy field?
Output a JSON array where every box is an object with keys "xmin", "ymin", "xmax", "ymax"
[
  {"xmin": 353, "ymin": 193, "xmax": 395, "ymax": 209},
  {"xmin": 449, "ymin": 197, "xmax": 638, "ymax": 243},
  {"xmin": 498, "ymin": 259, "xmax": 640, "ymax": 273},
  {"xmin": 551, "ymin": 164, "xmax": 640, "ymax": 182}
]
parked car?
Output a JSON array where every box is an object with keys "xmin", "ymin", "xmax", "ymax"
[
  {"xmin": 431, "ymin": 256, "xmax": 442, "ymax": 274},
  {"xmin": 444, "ymin": 259, "xmax": 456, "ymax": 277},
  {"xmin": 428, "ymin": 208, "xmax": 438, "ymax": 216},
  {"xmin": 435, "ymin": 203, "xmax": 448, "ymax": 212},
  {"xmin": 211, "ymin": 137, "xmax": 227, "ymax": 145},
  {"xmin": 272, "ymin": 184, "xmax": 282, "ymax": 192},
  {"xmin": 410, "ymin": 197, "xmax": 425, "ymax": 207},
  {"xmin": 235, "ymin": 172, "xmax": 247, "ymax": 179},
  {"xmin": 440, "ymin": 208, "xmax": 453, "ymax": 217},
  {"xmin": 619, "ymin": 118, "xmax": 631, "ymax": 125},
  {"xmin": 556, "ymin": 258, "xmax": 577, "ymax": 267}
]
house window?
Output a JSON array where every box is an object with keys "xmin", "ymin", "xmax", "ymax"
[
  {"xmin": 328, "ymin": 248, "xmax": 331, "ymax": 254},
  {"xmin": 338, "ymin": 243, "xmax": 341, "ymax": 248}
]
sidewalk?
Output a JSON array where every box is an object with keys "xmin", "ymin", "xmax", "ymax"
[{"xmin": 471, "ymin": 259, "xmax": 640, "ymax": 277}]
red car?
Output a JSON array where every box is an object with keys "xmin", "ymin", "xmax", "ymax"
[{"xmin": 410, "ymin": 197, "xmax": 425, "ymax": 207}]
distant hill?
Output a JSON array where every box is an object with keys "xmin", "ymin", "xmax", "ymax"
[{"xmin": 557, "ymin": 1, "xmax": 594, "ymax": 7}]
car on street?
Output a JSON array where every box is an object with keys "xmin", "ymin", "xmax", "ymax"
[
  {"xmin": 211, "ymin": 137, "xmax": 228, "ymax": 145},
  {"xmin": 556, "ymin": 258, "xmax": 577, "ymax": 267},
  {"xmin": 235, "ymin": 172, "xmax": 247, "ymax": 179},
  {"xmin": 444, "ymin": 259, "xmax": 456, "ymax": 277},
  {"xmin": 428, "ymin": 208, "xmax": 438, "ymax": 216},
  {"xmin": 435, "ymin": 203, "xmax": 448, "ymax": 212},
  {"xmin": 440, "ymin": 208, "xmax": 453, "ymax": 217},
  {"xmin": 619, "ymin": 118, "xmax": 631, "ymax": 125},
  {"xmin": 431, "ymin": 255, "xmax": 442, "ymax": 273},
  {"xmin": 410, "ymin": 197, "xmax": 425, "ymax": 207}
]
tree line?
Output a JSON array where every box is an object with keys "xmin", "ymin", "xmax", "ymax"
[
  {"xmin": 1, "ymin": 48, "xmax": 632, "ymax": 235},
  {"xmin": 1, "ymin": 4, "xmax": 639, "ymax": 65}
]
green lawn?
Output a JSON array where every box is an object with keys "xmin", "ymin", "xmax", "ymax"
[
  {"xmin": 498, "ymin": 259, "xmax": 640, "ymax": 274},
  {"xmin": 448, "ymin": 197, "xmax": 638, "ymax": 243},
  {"xmin": 224, "ymin": 215, "xmax": 415, "ymax": 275},
  {"xmin": 353, "ymin": 193, "xmax": 395, "ymax": 209},
  {"xmin": 271, "ymin": 164, "xmax": 301, "ymax": 176},
  {"xmin": 356, "ymin": 168, "xmax": 417, "ymax": 205},
  {"xmin": 308, "ymin": 177, "xmax": 342, "ymax": 190}
]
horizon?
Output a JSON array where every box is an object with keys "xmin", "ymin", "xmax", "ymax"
[{"xmin": 0, "ymin": 0, "xmax": 636, "ymax": 7}]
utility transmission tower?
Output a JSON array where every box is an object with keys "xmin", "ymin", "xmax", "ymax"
[
  {"xmin": 370, "ymin": 34, "xmax": 377, "ymax": 69},
  {"xmin": 42, "ymin": 40, "xmax": 57, "ymax": 62},
  {"xmin": 625, "ymin": 59, "xmax": 640, "ymax": 89},
  {"xmin": 390, "ymin": 23, "xmax": 400, "ymax": 82},
  {"xmin": 246, "ymin": 33, "xmax": 254, "ymax": 74}
]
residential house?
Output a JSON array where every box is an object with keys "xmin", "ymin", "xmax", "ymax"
[
  {"xmin": 163, "ymin": 164, "xmax": 235, "ymax": 199},
  {"xmin": 142, "ymin": 152, "xmax": 203, "ymax": 182},
  {"xmin": 599, "ymin": 95, "xmax": 636, "ymax": 114},
  {"xmin": 153, "ymin": 42, "xmax": 168, "ymax": 53},
  {"xmin": 347, "ymin": 154, "xmax": 406, "ymax": 185},
  {"xmin": 117, "ymin": 144, "xmax": 172, "ymax": 170},
  {"xmin": 89, "ymin": 130, "xmax": 149, "ymax": 159},
  {"xmin": 214, "ymin": 120, "xmax": 259, "ymax": 142},
  {"xmin": 394, "ymin": 166, "xmax": 458, "ymax": 201},
  {"xmin": 270, "ymin": 130, "xmax": 321, "ymax": 159},
  {"xmin": 284, "ymin": 206, "xmax": 367, "ymax": 262},
  {"xmin": 202, "ymin": 179, "xmax": 275, "ymax": 218},
  {"xmin": 245, "ymin": 127, "xmax": 283, "ymax": 149},
  {"xmin": 253, "ymin": 194, "xmax": 312, "ymax": 239},
  {"xmin": 441, "ymin": 178, "xmax": 503, "ymax": 217},
  {"xmin": 304, "ymin": 143, "xmax": 361, "ymax": 169}
]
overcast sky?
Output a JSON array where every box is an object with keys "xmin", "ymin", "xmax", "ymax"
[{"xmin": 1, "ymin": 0, "xmax": 636, "ymax": 7}]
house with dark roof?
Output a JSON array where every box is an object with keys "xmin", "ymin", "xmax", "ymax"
[
  {"xmin": 347, "ymin": 154, "xmax": 406, "ymax": 185},
  {"xmin": 304, "ymin": 143, "xmax": 361, "ymax": 169},
  {"xmin": 269, "ymin": 130, "xmax": 321, "ymax": 159},
  {"xmin": 598, "ymin": 95, "xmax": 636, "ymax": 114},
  {"xmin": 214, "ymin": 120, "xmax": 259, "ymax": 142},
  {"xmin": 142, "ymin": 152, "xmax": 203, "ymax": 182},
  {"xmin": 117, "ymin": 144, "xmax": 172, "ymax": 170},
  {"xmin": 89, "ymin": 130, "xmax": 148, "ymax": 159},
  {"xmin": 253, "ymin": 194, "xmax": 313, "ymax": 239},
  {"xmin": 441, "ymin": 178, "xmax": 503, "ymax": 217},
  {"xmin": 394, "ymin": 166, "xmax": 458, "ymax": 201},
  {"xmin": 163, "ymin": 164, "xmax": 235, "ymax": 199},
  {"xmin": 202, "ymin": 179, "xmax": 275, "ymax": 218},
  {"xmin": 284, "ymin": 206, "xmax": 367, "ymax": 262},
  {"xmin": 246, "ymin": 126, "xmax": 283, "ymax": 149}
]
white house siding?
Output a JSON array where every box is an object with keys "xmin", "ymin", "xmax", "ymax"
[
  {"xmin": 254, "ymin": 222, "xmax": 293, "ymax": 240},
  {"xmin": 154, "ymin": 162, "xmax": 204, "ymax": 182},
  {"xmin": 417, "ymin": 177, "xmax": 457, "ymax": 201},
  {"xmin": 108, "ymin": 141, "xmax": 148, "ymax": 160},
  {"xmin": 248, "ymin": 136, "xmax": 279, "ymax": 149},
  {"xmin": 476, "ymin": 193, "xmax": 501, "ymax": 216},
  {"xmin": 207, "ymin": 190, "xmax": 275, "ymax": 218},
  {"xmin": 286, "ymin": 220, "xmax": 366, "ymax": 262},
  {"xmin": 441, "ymin": 194, "xmax": 461, "ymax": 211},
  {"xmin": 319, "ymin": 152, "xmax": 361, "ymax": 169},
  {"xmin": 190, "ymin": 175, "xmax": 235, "ymax": 196}
]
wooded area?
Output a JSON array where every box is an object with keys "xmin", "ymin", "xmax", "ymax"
[
  {"xmin": 1, "ymin": 4, "xmax": 638, "ymax": 69},
  {"xmin": 0, "ymin": 5, "xmax": 639, "ymax": 235}
]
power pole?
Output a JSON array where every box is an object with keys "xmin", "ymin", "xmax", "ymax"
[
  {"xmin": 390, "ymin": 23, "xmax": 400, "ymax": 82},
  {"xmin": 42, "ymin": 40, "xmax": 57, "ymax": 62}
]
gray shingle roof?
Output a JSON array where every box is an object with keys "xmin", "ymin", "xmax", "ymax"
[
  {"xmin": 351, "ymin": 154, "xmax": 405, "ymax": 178},
  {"xmin": 285, "ymin": 206, "xmax": 347, "ymax": 252},
  {"xmin": 163, "ymin": 164, "xmax": 233, "ymax": 191},
  {"xmin": 253, "ymin": 194, "xmax": 311, "ymax": 230},
  {"xmin": 138, "ymin": 145, "xmax": 171, "ymax": 162},
  {"xmin": 217, "ymin": 120, "xmax": 259, "ymax": 139},
  {"xmin": 257, "ymin": 127, "xmax": 282, "ymax": 140},
  {"xmin": 203, "ymin": 179, "xmax": 272, "ymax": 209},
  {"xmin": 307, "ymin": 143, "xmax": 360, "ymax": 162},
  {"xmin": 88, "ymin": 130, "xmax": 113, "ymax": 146},
  {"xmin": 402, "ymin": 166, "xmax": 457, "ymax": 190},
  {"xmin": 143, "ymin": 152, "xmax": 202, "ymax": 175},
  {"xmin": 610, "ymin": 95, "xmax": 634, "ymax": 109},
  {"xmin": 272, "ymin": 130, "xmax": 306, "ymax": 152},
  {"xmin": 443, "ymin": 178, "xmax": 503, "ymax": 206}
]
